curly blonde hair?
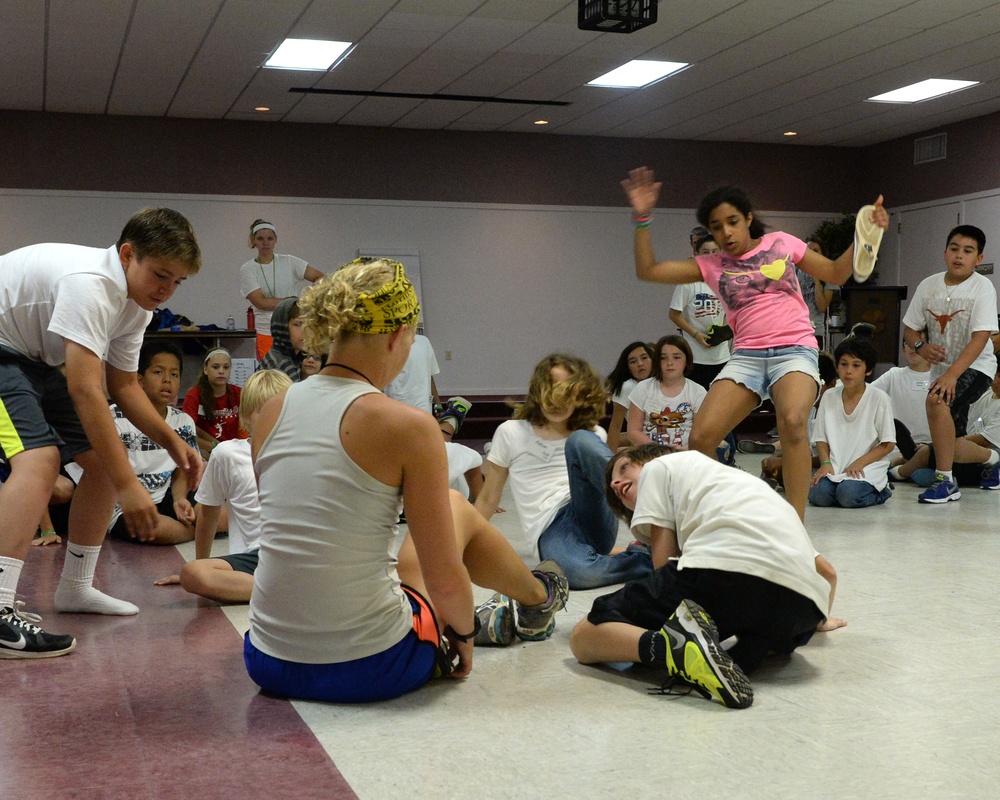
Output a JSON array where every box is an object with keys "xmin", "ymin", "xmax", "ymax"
[
  {"xmin": 513, "ymin": 354, "xmax": 607, "ymax": 432},
  {"xmin": 298, "ymin": 259, "xmax": 400, "ymax": 356}
]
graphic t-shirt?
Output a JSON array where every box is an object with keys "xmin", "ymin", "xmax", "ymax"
[
  {"xmin": 695, "ymin": 231, "xmax": 814, "ymax": 351},
  {"xmin": 109, "ymin": 404, "xmax": 198, "ymax": 528},
  {"xmin": 628, "ymin": 377, "xmax": 707, "ymax": 449},
  {"xmin": 902, "ymin": 272, "xmax": 997, "ymax": 381},
  {"xmin": 670, "ymin": 282, "xmax": 730, "ymax": 365}
]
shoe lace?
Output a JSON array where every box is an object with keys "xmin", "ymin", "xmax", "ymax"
[
  {"xmin": 648, "ymin": 675, "xmax": 712, "ymax": 702},
  {"xmin": 540, "ymin": 572, "xmax": 569, "ymax": 611},
  {"xmin": 2, "ymin": 601, "xmax": 44, "ymax": 632}
]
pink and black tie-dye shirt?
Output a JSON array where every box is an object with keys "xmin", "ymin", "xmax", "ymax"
[{"xmin": 695, "ymin": 231, "xmax": 815, "ymax": 351}]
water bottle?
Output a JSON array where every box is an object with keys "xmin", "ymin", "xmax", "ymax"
[
  {"xmin": 226, "ymin": 315, "xmax": 235, "ymax": 330},
  {"xmin": 247, "ymin": 306, "xmax": 255, "ymax": 330}
]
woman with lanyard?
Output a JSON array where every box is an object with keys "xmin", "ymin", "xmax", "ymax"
[{"xmin": 239, "ymin": 219, "xmax": 323, "ymax": 360}]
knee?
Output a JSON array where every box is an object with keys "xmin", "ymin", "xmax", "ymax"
[
  {"xmin": 569, "ymin": 618, "xmax": 596, "ymax": 663},
  {"xmin": 180, "ymin": 561, "xmax": 210, "ymax": 595},
  {"xmin": 566, "ymin": 429, "xmax": 609, "ymax": 457},
  {"xmin": 51, "ymin": 475, "xmax": 75, "ymax": 505},
  {"xmin": 836, "ymin": 485, "xmax": 872, "ymax": 508},
  {"xmin": 777, "ymin": 410, "xmax": 810, "ymax": 442},
  {"xmin": 688, "ymin": 427, "xmax": 714, "ymax": 455},
  {"xmin": 808, "ymin": 482, "xmax": 834, "ymax": 506}
]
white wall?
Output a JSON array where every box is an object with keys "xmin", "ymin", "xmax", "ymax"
[{"xmin": 0, "ymin": 188, "xmax": 830, "ymax": 394}]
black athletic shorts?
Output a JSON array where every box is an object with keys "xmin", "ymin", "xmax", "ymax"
[
  {"xmin": 108, "ymin": 490, "xmax": 197, "ymax": 540},
  {"xmin": 0, "ymin": 346, "xmax": 90, "ymax": 463},
  {"xmin": 218, "ymin": 550, "xmax": 259, "ymax": 575},
  {"xmin": 588, "ymin": 561, "xmax": 824, "ymax": 673}
]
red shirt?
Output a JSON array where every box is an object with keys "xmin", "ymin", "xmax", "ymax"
[{"xmin": 181, "ymin": 385, "xmax": 247, "ymax": 442}]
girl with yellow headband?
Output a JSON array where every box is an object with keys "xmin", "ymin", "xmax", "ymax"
[
  {"xmin": 239, "ymin": 219, "xmax": 324, "ymax": 360},
  {"xmin": 244, "ymin": 259, "xmax": 569, "ymax": 703}
]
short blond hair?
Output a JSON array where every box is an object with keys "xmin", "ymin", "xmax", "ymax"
[{"xmin": 239, "ymin": 369, "xmax": 293, "ymax": 430}]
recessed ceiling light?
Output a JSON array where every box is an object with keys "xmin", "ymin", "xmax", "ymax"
[
  {"xmin": 587, "ymin": 60, "xmax": 688, "ymax": 89},
  {"xmin": 264, "ymin": 38, "xmax": 352, "ymax": 71},
  {"xmin": 868, "ymin": 78, "xmax": 978, "ymax": 104},
  {"xmin": 534, "ymin": 120, "xmax": 549, "ymax": 125},
  {"xmin": 783, "ymin": 131, "xmax": 797, "ymax": 137},
  {"xmin": 255, "ymin": 106, "xmax": 270, "ymax": 112}
]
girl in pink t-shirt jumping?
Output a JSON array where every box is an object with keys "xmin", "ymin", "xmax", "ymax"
[{"xmin": 621, "ymin": 168, "xmax": 888, "ymax": 519}]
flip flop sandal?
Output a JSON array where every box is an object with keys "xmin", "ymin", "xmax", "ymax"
[{"xmin": 853, "ymin": 204, "xmax": 883, "ymax": 283}]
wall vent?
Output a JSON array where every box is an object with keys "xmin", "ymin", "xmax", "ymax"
[{"xmin": 914, "ymin": 132, "xmax": 947, "ymax": 164}]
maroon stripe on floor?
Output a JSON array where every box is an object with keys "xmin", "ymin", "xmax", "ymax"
[{"xmin": 2, "ymin": 539, "xmax": 357, "ymax": 800}]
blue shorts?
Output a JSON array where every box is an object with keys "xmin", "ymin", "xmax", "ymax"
[
  {"xmin": 244, "ymin": 585, "xmax": 441, "ymax": 703},
  {"xmin": 714, "ymin": 346, "xmax": 820, "ymax": 403}
]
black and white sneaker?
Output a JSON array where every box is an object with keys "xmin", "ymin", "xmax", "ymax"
[{"xmin": 0, "ymin": 602, "xmax": 76, "ymax": 659}]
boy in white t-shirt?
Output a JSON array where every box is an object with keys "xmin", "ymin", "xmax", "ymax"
[
  {"xmin": 0, "ymin": 209, "xmax": 202, "ymax": 659},
  {"xmin": 155, "ymin": 369, "xmax": 294, "ymax": 604},
  {"xmin": 570, "ymin": 445, "xmax": 836, "ymax": 709},
  {"xmin": 902, "ymin": 225, "xmax": 998, "ymax": 503},
  {"xmin": 872, "ymin": 338, "xmax": 932, "ymax": 464},
  {"xmin": 808, "ymin": 337, "xmax": 895, "ymax": 508},
  {"xmin": 385, "ymin": 331, "xmax": 471, "ymax": 442}
]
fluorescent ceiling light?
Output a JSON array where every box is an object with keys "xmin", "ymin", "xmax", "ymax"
[
  {"xmin": 588, "ymin": 60, "xmax": 688, "ymax": 89},
  {"xmin": 868, "ymin": 78, "xmax": 978, "ymax": 103},
  {"xmin": 265, "ymin": 38, "xmax": 352, "ymax": 71}
]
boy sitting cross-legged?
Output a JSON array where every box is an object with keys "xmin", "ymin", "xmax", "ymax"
[
  {"xmin": 155, "ymin": 369, "xmax": 293, "ymax": 602},
  {"xmin": 101, "ymin": 341, "xmax": 200, "ymax": 544}
]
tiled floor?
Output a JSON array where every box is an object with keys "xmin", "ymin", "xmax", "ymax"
[{"xmin": 7, "ymin": 455, "xmax": 1000, "ymax": 799}]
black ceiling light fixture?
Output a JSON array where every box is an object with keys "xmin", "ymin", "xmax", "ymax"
[{"xmin": 578, "ymin": 0, "xmax": 657, "ymax": 33}]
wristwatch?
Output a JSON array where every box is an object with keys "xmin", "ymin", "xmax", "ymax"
[
  {"xmin": 913, "ymin": 340, "xmax": 925, "ymax": 351},
  {"xmin": 446, "ymin": 617, "xmax": 482, "ymax": 643}
]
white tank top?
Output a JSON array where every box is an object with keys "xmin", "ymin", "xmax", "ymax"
[{"xmin": 248, "ymin": 375, "xmax": 412, "ymax": 664}]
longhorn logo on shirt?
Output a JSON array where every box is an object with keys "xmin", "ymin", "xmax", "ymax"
[{"xmin": 929, "ymin": 309, "xmax": 966, "ymax": 334}]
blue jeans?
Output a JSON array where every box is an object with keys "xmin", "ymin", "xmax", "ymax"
[
  {"xmin": 808, "ymin": 477, "xmax": 891, "ymax": 508},
  {"xmin": 537, "ymin": 430, "xmax": 653, "ymax": 589}
]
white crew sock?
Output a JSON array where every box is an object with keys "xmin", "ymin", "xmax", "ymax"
[
  {"xmin": 938, "ymin": 470, "xmax": 954, "ymax": 483},
  {"xmin": 0, "ymin": 556, "xmax": 24, "ymax": 610},
  {"xmin": 888, "ymin": 466, "xmax": 903, "ymax": 481},
  {"xmin": 985, "ymin": 450, "xmax": 1000, "ymax": 466},
  {"xmin": 54, "ymin": 544, "xmax": 138, "ymax": 615}
]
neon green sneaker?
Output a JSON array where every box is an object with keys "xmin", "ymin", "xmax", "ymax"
[{"xmin": 658, "ymin": 600, "xmax": 753, "ymax": 709}]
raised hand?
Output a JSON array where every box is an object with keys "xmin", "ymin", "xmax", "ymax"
[{"xmin": 621, "ymin": 167, "xmax": 662, "ymax": 216}]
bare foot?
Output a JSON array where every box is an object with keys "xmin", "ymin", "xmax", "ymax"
[{"xmin": 817, "ymin": 616, "xmax": 847, "ymax": 632}]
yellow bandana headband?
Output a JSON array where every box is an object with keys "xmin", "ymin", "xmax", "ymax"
[{"xmin": 348, "ymin": 259, "xmax": 421, "ymax": 335}]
